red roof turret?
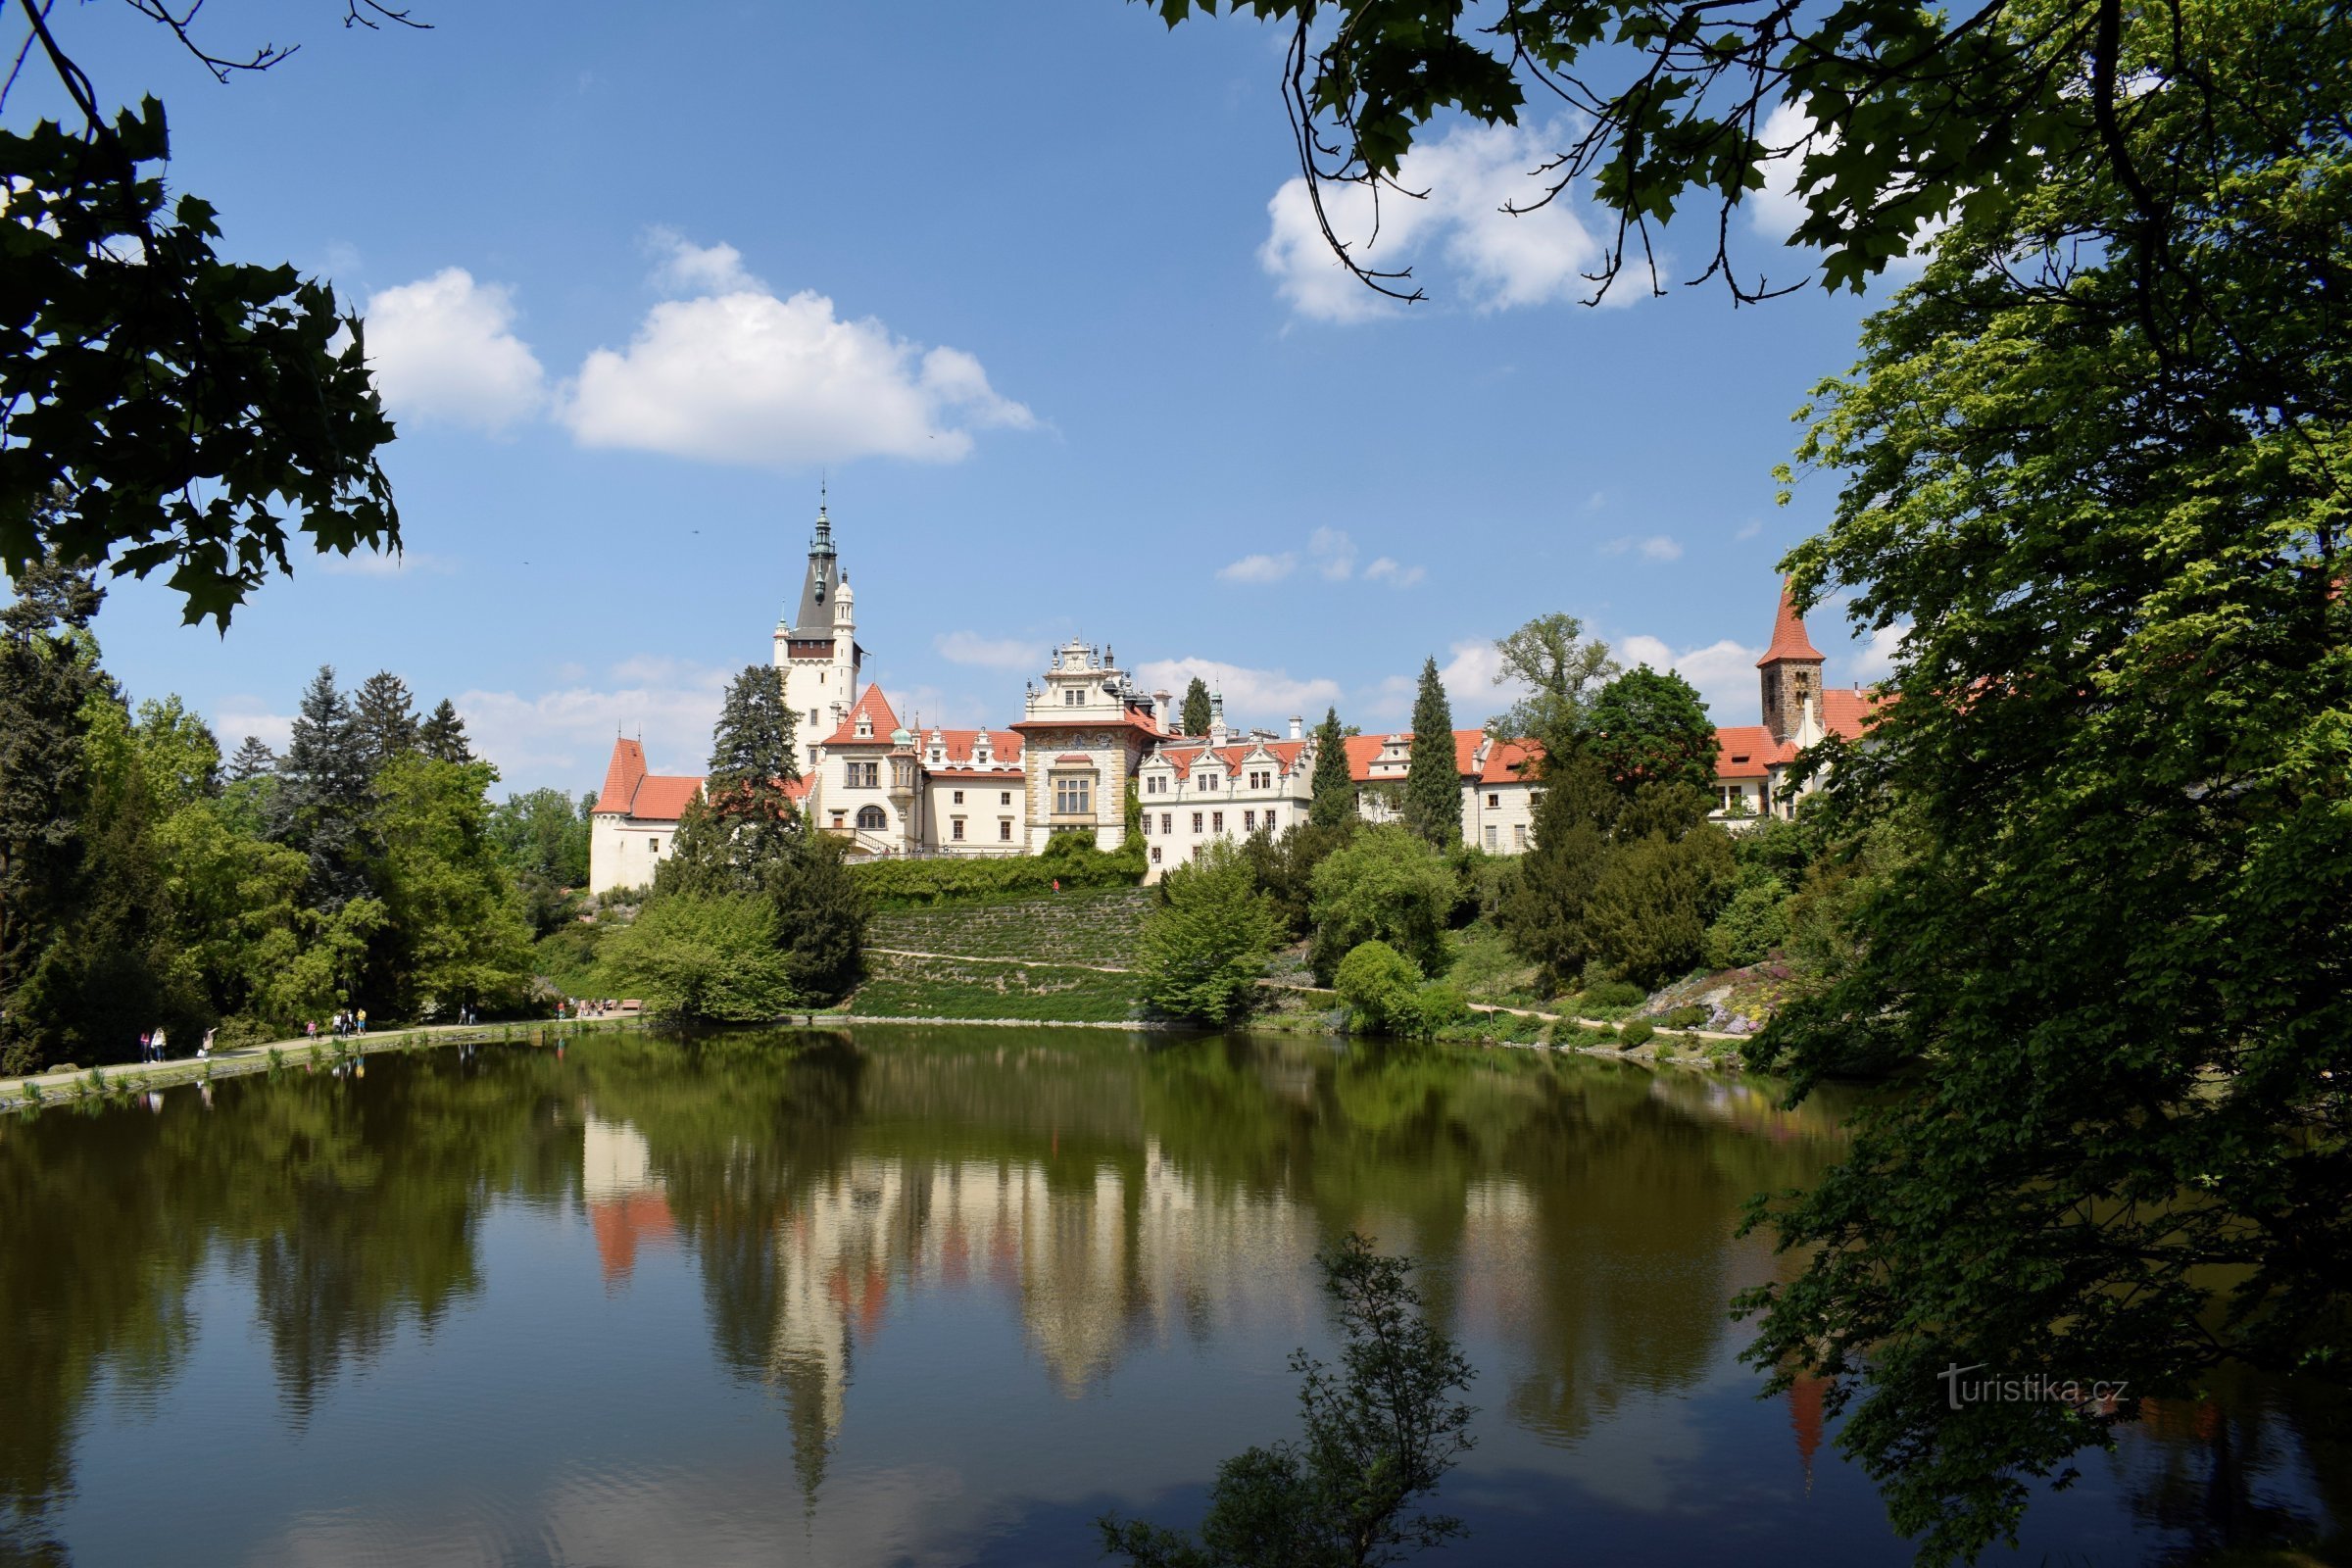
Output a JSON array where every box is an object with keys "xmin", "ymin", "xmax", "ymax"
[{"xmin": 1756, "ymin": 578, "xmax": 1827, "ymax": 666}]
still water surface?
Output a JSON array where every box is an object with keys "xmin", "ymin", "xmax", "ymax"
[{"xmin": 2, "ymin": 1028, "xmax": 2341, "ymax": 1566}]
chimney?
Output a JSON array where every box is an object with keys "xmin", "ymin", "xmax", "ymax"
[
  {"xmin": 1288, "ymin": 714, "xmax": 1302, "ymax": 741},
  {"xmin": 1152, "ymin": 690, "xmax": 1172, "ymax": 732}
]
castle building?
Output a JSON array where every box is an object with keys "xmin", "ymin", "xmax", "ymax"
[{"xmin": 1709, "ymin": 580, "xmax": 1885, "ymax": 826}]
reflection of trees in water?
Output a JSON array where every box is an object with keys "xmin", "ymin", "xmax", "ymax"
[{"xmin": 2123, "ymin": 1368, "xmax": 2352, "ymax": 1563}]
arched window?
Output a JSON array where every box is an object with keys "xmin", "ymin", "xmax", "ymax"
[{"xmin": 857, "ymin": 806, "xmax": 888, "ymax": 831}]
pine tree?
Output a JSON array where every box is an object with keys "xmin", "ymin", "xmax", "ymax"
[
  {"xmin": 418, "ymin": 698, "xmax": 473, "ymax": 764},
  {"xmin": 1497, "ymin": 748, "xmax": 1618, "ymax": 993},
  {"xmin": 660, "ymin": 664, "xmax": 801, "ymax": 896},
  {"xmin": 224, "ymin": 734, "xmax": 276, "ymax": 783},
  {"xmin": 1180, "ymin": 677, "xmax": 1212, "ymax": 737},
  {"xmin": 1308, "ymin": 706, "xmax": 1354, "ymax": 828},
  {"xmin": 270, "ymin": 666, "xmax": 375, "ymax": 912},
  {"xmin": 1401, "ymin": 657, "xmax": 1460, "ymax": 848},
  {"xmin": 353, "ymin": 670, "xmax": 419, "ymax": 774}
]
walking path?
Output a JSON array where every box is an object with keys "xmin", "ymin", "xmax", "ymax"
[{"xmin": 864, "ymin": 947, "xmax": 1139, "ymax": 975}]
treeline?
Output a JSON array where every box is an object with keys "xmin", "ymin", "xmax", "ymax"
[
  {"xmin": 0, "ymin": 563, "xmax": 595, "ymax": 1074},
  {"xmin": 1139, "ymin": 615, "xmax": 1861, "ymax": 1036}
]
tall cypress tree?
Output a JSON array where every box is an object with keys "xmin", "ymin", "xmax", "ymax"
[
  {"xmin": 271, "ymin": 665, "xmax": 374, "ymax": 911},
  {"xmin": 1180, "ymin": 677, "xmax": 1213, "ymax": 737},
  {"xmin": 1309, "ymin": 706, "xmax": 1354, "ymax": 828},
  {"xmin": 418, "ymin": 698, "xmax": 474, "ymax": 764},
  {"xmin": 353, "ymin": 670, "xmax": 420, "ymax": 775},
  {"xmin": 1401, "ymin": 657, "xmax": 1460, "ymax": 848}
]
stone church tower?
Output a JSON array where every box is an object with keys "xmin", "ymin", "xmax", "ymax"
[
  {"xmin": 773, "ymin": 492, "xmax": 864, "ymax": 772},
  {"xmin": 1757, "ymin": 579, "xmax": 1827, "ymax": 744}
]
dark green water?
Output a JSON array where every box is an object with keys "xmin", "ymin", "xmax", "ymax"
[{"xmin": 1, "ymin": 1029, "xmax": 2340, "ymax": 1566}]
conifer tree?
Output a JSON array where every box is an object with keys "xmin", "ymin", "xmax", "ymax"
[
  {"xmin": 1180, "ymin": 676, "xmax": 1212, "ymax": 737},
  {"xmin": 1308, "ymin": 706, "xmax": 1354, "ymax": 829},
  {"xmin": 270, "ymin": 666, "xmax": 375, "ymax": 912},
  {"xmin": 418, "ymin": 699, "xmax": 474, "ymax": 764},
  {"xmin": 224, "ymin": 735, "xmax": 276, "ymax": 783},
  {"xmin": 353, "ymin": 670, "xmax": 420, "ymax": 775},
  {"xmin": 1401, "ymin": 658, "xmax": 1460, "ymax": 848},
  {"xmin": 660, "ymin": 665, "xmax": 801, "ymax": 896},
  {"xmin": 1497, "ymin": 749, "xmax": 1618, "ymax": 993}
]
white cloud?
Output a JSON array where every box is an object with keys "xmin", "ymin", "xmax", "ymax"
[
  {"xmin": 1749, "ymin": 99, "xmax": 1941, "ymax": 276},
  {"xmin": 1217, "ymin": 552, "xmax": 1298, "ymax": 585},
  {"xmin": 1363, "ymin": 557, "xmax": 1426, "ymax": 588},
  {"xmin": 1845, "ymin": 619, "xmax": 1909, "ymax": 684},
  {"xmin": 1735, "ymin": 518, "xmax": 1764, "ymax": 541},
  {"xmin": 1364, "ymin": 639, "xmax": 1513, "ymax": 722},
  {"xmin": 645, "ymin": 225, "xmax": 764, "ymax": 296},
  {"xmin": 1261, "ymin": 120, "xmax": 1611, "ymax": 322},
  {"xmin": 455, "ymin": 658, "xmax": 732, "ymax": 789},
  {"xmin": 1309, "ymin": 527, "xmax": 1357, "ymax": 580},
  {"xmin": 561, "ymin": 277, "xmax": 1035, "ymax": 466},
  {"xmin": 312, "ymin": 549, "xmax": 455, "ymax": 577},
  {"xmin": 1600, "ymin": 534, "xmax": 1685, "ymax": 562},
  {"xmin": 1135, "ymin": 658, "xmax": 1342, "ymax": 725},
  {"xmin": 364, "ymin": 268, "xmax": 547, "ymax": 432},
  {"xmin": 1614, "ymin": 635, "xmax": 1762, "ymax": 724},
  {"xmin": 213, "ymin": 702, "xmax": 293, "ymax": 753},
  {"xmin": 933, "ymin": 630, "xmax": 1043, "ymax": 671}
]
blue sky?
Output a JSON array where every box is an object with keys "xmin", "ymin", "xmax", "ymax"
[{"xmin": 24, "ymin": 0, "xmax": 1904, "ymax": 795}]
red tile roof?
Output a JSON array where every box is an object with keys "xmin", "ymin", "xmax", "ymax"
[
  {"xmin": 1054, "ymin": 753, "xmax": 1094, "ymax": 763},
  {"xmin": 938, "ymin": 769, "xmax": 1024, "ymax": 782},
  {"xmin": 595, "ymin": 738, "xmax": 649, "ymax": 814},
  {"xmin": 1010, "ymin": 710, "xmax": 1166, "ymax": 738},
  {"xmin": 1758, "ymin": 578, "xmax": 1827, "ymax": 665},
  {"xmin": 919, "ymin": 727, "xmax": 1023, "ymax": 764},
  {"xmin": 1712, "ymin": 725, "xmax": 1794, "ymax": 780},
  {"xmin": 1343, "ymin": 730, "xmax": 1535, "ymax": 783},
  {"xmin": 824, "ymin": 684, "xmax": 902, "ymax": 746},
  {"xmin": 1820, "ymin": 686, "xmax": 1886, "ymax": 741},
  {"xmin": 630, "ymin": 775, "xmax": 706, "ymax": 820},
  {"xmin": 1152, "ymin": 739, "xmax": 1311, "ymax": 779}
]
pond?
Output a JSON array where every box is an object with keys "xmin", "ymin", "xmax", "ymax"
[{"xmin": 1, "ymin": 1028, "xmax": 2340, "ymax": 1565}]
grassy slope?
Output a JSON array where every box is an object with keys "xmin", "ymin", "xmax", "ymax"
[{"xmin": 853, "ymin": 888, "xmax": 1153, "ymax": 1021}]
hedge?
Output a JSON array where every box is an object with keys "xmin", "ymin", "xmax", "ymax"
[{"xmin": 848, "ymin": 831, "xmax": 1144, "ymax": 908}]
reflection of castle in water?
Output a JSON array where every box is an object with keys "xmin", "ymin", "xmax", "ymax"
[{"xmin": 581, "ymin": 1114, "xmax": 676, "ymax": 1288}]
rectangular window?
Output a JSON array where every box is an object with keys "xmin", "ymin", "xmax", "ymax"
[
  {"xmin": 1140, "ymin": 814, "xmax": 1151, "ymax": 836},
  {"xmin": 649, "ymin": 837, "xmax": 661, "ymax": 854},
  {"xmin": 1064, "ymin": 688, "xmax": 1081, "ymax": 706},
  {"xmin": 1212, "ymin": 811, "xmax": 1223, "ymax": 832},
  {"xmin": 952, "ymin": 790, "xmax": 964, "ymax": 805},
  {"xmin": 1152, "ymin": 846, "xmax": 1162, "ymax": 864},
  {"xmin": 847, "ymin": 760, "xmax": 879, "ymax": 789},
  {"xmin": 1488, "ymin": 793, "xmax": 1499, "ymax": 808},
  {"xmin": 1513, "ymin": 823, "xmax": 1527, "ymax": 849},
  {"xmin": 1263, "ymin": 808, "xmax": 1278, "ymax": 829},
  {"xmin": 1054, "ymin": 775, "xmax": 1092, "ymax": 815},
  {"xmin": 809, "ymin": 709, "xmax": 819, "ymax": 727},
  {"xmin": 1244, "ymin": 810, "xmax": 1256, "ymax": 830},
  {"xmin": 830, "ymin": 811, "xmax": 846, "ymax": 828},
  {"xmin": 1485, "ymin": 825, "xmax": 1497, "ymax": 850},
  {"xmin": 1000, "ymin": 792, "xmax": 1011, "ymax": 807},
  {"xmin": 952, "ymin": 818, "xmax": 965, "ymax": 841},
  {"xmin": 1192, "ymin": 811, "xmax": 1202, "ymax": 832},
  {"xmin": 1000, "ymin": 819, "xmax": 1013, "ymax": 841}
]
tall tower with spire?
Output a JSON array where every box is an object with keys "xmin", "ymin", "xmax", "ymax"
[
  {"xmin": 773, "ymin": 489, "xmax": 866, "ymax": 770},
  {"xmin": 1756, "ymin": 578, "xmax": 1827, "ymax": 744}
]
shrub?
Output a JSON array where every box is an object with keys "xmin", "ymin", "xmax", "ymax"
[
  {"xmin": 850, "ymin": 842, "xmax": 1143, "ymax": 907},
  {"xmin": 597, "ymin": 893, "xmax": 796, "ymax": 1021},
  {"xmin": 1139, "ymin": 841, "xmax": 1281, "ymax": 1026},
  {"xmin": 1662, "ymin": 1003, "xmax": 1712, "ymax": 1030},
  {"xmin": 1335, "ymin": 940, "xmax": 1425, "ymax": 1036},
  {"xmin": 1579, "ymin": 824, "xmax": 1739, "ymax": 989},
  {"xmin": 1620, "ymin": 1017, "xmax": 1656, "ymax": 1047},
  {"xmin": 1654, "ymin": 1034, "xmax": 1677, "ymax": 1058},
  {"xmin": 1583, "ymin": 979, "xmax": 1646, "ymax": 1009},
  {"xmin": 1703, "ymin": 876, "xmax": 1791, "ymax": 969},
  {"xmin": 1309, "ymin": 826, "xmax": 1455, "ymax": 983},
  {"xmin": 1412, "ymin": 982, "xmax": 1469, "ymax": 1035}
]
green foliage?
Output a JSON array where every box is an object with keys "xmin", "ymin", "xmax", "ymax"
[
  {"xmin": 1400, "ymin": 658, "xmax": 1460, "ymax": 848},
  {"xmin": 369, "ymin": 757, "xmax": 536, "ymax": 1020},
  {"xmin": 849, "ymin": 842, "xmax": 1143, "ymax": 907},
  {"xmin": 764, "ymin": 829, "xmax": 866, "ymax": 1004},
  {"xmin": 1733, "ymin": 2, "xmax": 2352, "ymax": 1559},
  {"xmin": 1237, "ymin": 819, "xmax": 1351, "ymax": 940},
  {"xmin": 1580, "ymin": 979, "xmax": 1645, "ymax": 1009},
  {"xmin": 1702, "ymin": 876, "xmax": 1789, "ymax": 969},
  {"xmin": 1334, "ymin": 940, "xmax": 1422, "ymax": 1036},
  {"xmin": 417, "ymin": 699, "xmax": 473, "ymax": 764},
  {"xmin": 850, "ymin": 953, "xmax": 1140, "ymax": 1022},
  {"xmin": 1487, "ymin": 612, "xmax": 1618, "ymax": 755},
  {"xmin": 352, "ymin": 671, "xmax": 419, "ymax": 776},
  {"xmin": 1308, "ymin": 707, "xmax": 1353, "ymax": 828},
  {"xmin": 1307, "ymin": 826, "xmax": 1454, "ymax": 984},
  {"xmin": 1101, "ymin": 1234, "xmax": 1475, "ymax": 1568},
  {"xmin": 658, "ymin": 664, "xmax": 800, "ymax": 897},
  {"xmin": 596, "ymin": 894, "xmax": 796, "ymax": 1022},
  {"xmin": 531, "ymin": 922, "xmax": 606, "ymax": 1000},
  {"xmin": 489, "ymin": 787, "xmax": 595, "ymax": 935},
  {"xmin": 1660, "ymin": 1004, "xmax": 1711, "ymax": 1030},
  {"xmin": 1585, "ymin": 666, "xmax": 1717, "ymax": 799},
  {"xmin": 1495, "ymin": 749, "xmax": 1615, "ymax": 991},
  {"xmin": 1579, "ymin": 823, "xmax": 1737, "ymax": 992},
  {"xmin": 1140, "ymin": 841, "xmax": 1281, "ymax": 1025},
  {"xmin": 1181, "ymin": 676, "xmax": 1213, "ymax": 737},
  {"xmin": 1620, "ymin": 1018, "xmax": 1655, "ymax": 1048},
  {"xmin": 0, "ymin": 100, "xmax": 397, "ymax": 626}
]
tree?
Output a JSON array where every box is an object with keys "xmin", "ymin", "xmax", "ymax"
[
  {"xmin": 352, "ymin": 671, "xmax": 420, "ymax": 775},
  {"xmin": 1139, "ymin": 839, "xmax": 1281, "ymax": 1025},
  {"xmin": 597, "ymin": 894, "xmax": 797, "ymax": 1023},
  {"xmin": 223, "ymin": 735, "xmax": 276, "ymax": 784},
  {"xmin": 369, "ymin": 756, "xmax": 535, "ymax": 1020},
  {"xmin": 418, "ymin": 699, "xmax": 474, "ymax": 764},
  {"xmin": 1489, "ymin": 613, "xmax": 1618, "ymax": 754},
  {"xmin": 489, "ymin": 787, "xmax": 594, "ymax": 935},
  {"xmin": 1400, "ymin": 658, "xmax": 1459, "ymax": 848},
  {"xmin": 1306, "ymin": 825, "xmax": 1454, "ymax": 984},
  {"xmin": 1308, "ymin": 706, "xmax": 1354, "ymax": 828},
  {"xmin": 1585, "ymin": 665, "xmax": 1717, "ymax": 798},
  {"xmin": 1102, "ymin": 1235, "xmax": 1475, "ymax": 1568},
  {"xmin": 1141, "ymin": 0, "xmax": 2205, "ymax": 314},
  {"xmin": 661, "ymin": 665, "xmax": 800, "ymax": 896},
  {"xmin": 1181, "ymin": 676, "xmax": 1213, "ymax": 737},
  {"xmin": 1577, "ymin": 813, "xmax": 1736, "ymax": 991},
  {"xmin": 1733, "ymin": 1, "xmax": 2352, "ymax": 1559},
  {"xmin": 270, "ymin": 666, "xmax": 374, "ymax": 912},
  {"xmin": 765, "ymin": 830, "xmax": 866, "ymax": 1004},
  {"xmin": 1496, "ymin": 748, "xmax": 1617, "ymax": 993},
  {"xmin": 0, "ymin": 5, "xmax": 415, "ymax": 626},
  {"xmin": 1333, "ymin": 939, "xmax": 1424, "ymax": 1037},
  {"xmin": 1238, "ymin": 819, "xmax": 1350, "ymax": 940}
]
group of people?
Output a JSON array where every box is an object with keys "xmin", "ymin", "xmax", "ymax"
[
  {"xmin": 303, "ymin": 1009, "xmax": 368, "ymax": 1042},
  {"xmin": 133, "ymin": 1026, "xmax": 217, "ymax": 1064}
]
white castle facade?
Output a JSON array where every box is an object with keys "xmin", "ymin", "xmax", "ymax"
[{"xmin": 587, "ymin": 504, "xmax": 1875, "ymax": 896}]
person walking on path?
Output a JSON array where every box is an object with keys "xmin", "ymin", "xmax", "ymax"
[
  {"xmin": 151, "ymin": 1026, "xmax": 167, "ymax": 1062},
  {"xmin": 137, "ymin": 1030, "xmax": 151, "ymax": 1063},
  {"xmin": 356, "ymin": 1009, "xmax": 367, "ymax": 1036}
]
